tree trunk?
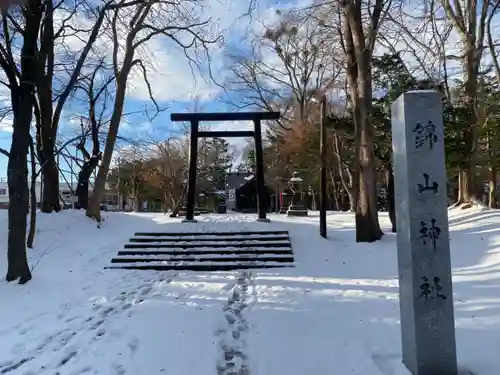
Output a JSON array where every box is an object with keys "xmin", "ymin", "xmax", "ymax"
[
  {"xmin": 36, "ymin": 3, "xmax": 111, "ymax": 214},
  {"xmin": 76, "ymin": 171, "xmax": 90, "ymax": 209},
  {"xmin": 456, "ymin": 170, "xmax": 465, "ymax": 205},
  {"xmin": 7, "ymin": 129, "xmax": 32, "ymax": 283},
  {"xmin": 489, "ymin": 167, "xmax": 497, "ymax": 208},
  {"xmin": 36, "ymin": 80, "xmax": 60, "ymax": 214},
  {"xmin": 461, "ymin": 169, "xmax": 473, "ymax": 208},
  {"xmin": 346, "ymin": 185, "xmax": 356, "ymax": 212},
  {"xmin": 353, "ymin": 65, "xmax": 383, "ymax": 242},
  {"xmin": 355, "ymin": 148, "xmax": 383, "ymax": 242},
  {"xmin": 385, "ymin": 165, "xmax": 396, "ymax": 232},
  {"xmin": 40, "ymin": 151, "xmax": 60, "ymax": 213},
  {"xmin": 461, "ymin": 42, "xmax": 478, "ymax": 206},
  {"xmin": 329, "ymin": 171, "xmax": 340, "ymax": 210},
  {"xmin": 339, "ymin": 169, "xmax": 357, "ymax": 211},
  {"xmin": 332, "ymin": 135, "xmax": 357, "ymax": 212},
  {"xmin": 133, "ymin": 194, "xmax": 140, "ymax": 212},
  {"xmin": 170, "ymin": 187, "xmax": 187, "ymax": 217},
  {"xmin": 76, "ymin": 160, "xmax": 98, "ymax": 209},
  {"xmin": 27, "ymin": 137, "xmax": 37, "ymax": 249},
  {"xmin": 86, "ymin": 63, "xmax": 132, "ymax": 221},
  {"xmin": 6, "ymin": 0, "xmax": 42, "ymax": 283},
  {"xmin": 341, "ymin": 10, "xmax": 382, "ymax": 242},
  {"xmin": 163, "ymin": 190, "xmax": 170, "ymax": 214}
]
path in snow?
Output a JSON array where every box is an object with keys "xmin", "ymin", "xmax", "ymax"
[
  {"xmin": 0, "ymin": 277, "xmax": 164, "ymax": 375},
  {"xmin": 2, "ymin": 209, "xmax": 499, "ymax": 375},
  {"xmin": 216, "ymin": 272, "xmax": 254, "ymax": 375}
]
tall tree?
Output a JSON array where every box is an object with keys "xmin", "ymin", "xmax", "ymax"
[
  {"xmin": 1, "ymin": 0, "xmax": 44, "ymax": 283},
  {"xmin": 440, "ymin": 0, "xmax": 493, "ymax": 206},
  {"xmin": 332, "ymin": 0, "xmax": 389, "ymax": 242},
  {"xmin": 207, "ymin": 137, "xmax": 233, "ymax": 191},
  {"xmin": 32, "ymin": 0, "xmax": 127, "ymax": 212},
  {"xmin": 226, "ymin": 7, "xmax": 341, "ymax": 130},
  {"xmin": 151, "ymin": 137, "xmax": 187, "ymax": 212},
  {"xmin": 86, "ymin": 0, "xmax": 219, "ymax": 221},
  {"xmin": 73, "ymin": 60, "xmax": 115, "ymax": 209}
]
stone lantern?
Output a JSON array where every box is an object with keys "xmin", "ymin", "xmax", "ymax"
[{"xmin": 286, "ymin": 171, "xmax": 308, "ymax": 216}]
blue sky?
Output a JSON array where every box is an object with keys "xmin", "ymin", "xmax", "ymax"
[
  {"xmin": 0, "ymin": 0, "xmax": 483, "ymax": 181},
  {"xmin": 0, "ymin": 0, "xmax": 297, "ymax": 180}
]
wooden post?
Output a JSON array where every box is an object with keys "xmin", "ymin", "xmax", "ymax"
[
  {"xmin": 253, "ymin": 119, "xmax": 269, "ymax": 221},
  {"xmin": 184, "ymin": 120, "xmax": 198, "ymax": 222},
  {"xmin": 319, "ymin": 95, "xmax": 327, "ymax": 238}
]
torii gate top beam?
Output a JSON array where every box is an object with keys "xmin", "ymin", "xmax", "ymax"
[{"xmin": 170, "ymin": 111, "xmax": 281, "ymax": 122}]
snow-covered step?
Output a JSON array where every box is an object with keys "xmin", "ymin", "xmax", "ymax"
[
  {"xmin": 105, "ymin": 261, "xmax": 291, "ymax": 272},
  {"xmin": 133, "ymin": 230, "xmax": 289, "ymax": 237},
  {"xmin": 129, "ymin": 235, "xmax": 290, "ymax": 242},
  {"xmin": 107, "ymin": 230, "xmax": 295, "ymax": 272},
  {"xmin": 123, "ymin": 242, "xmax": 291, "ymax": 249},
  {"xmin": 117, "ymin": 248, "xmax": 293, "ymax": 256},
  {"xmin": 111, "ymin": 254, "xmax": 294, "ymax": 264},
  {"xmin": 112, "ymin": 252, "xmax": 293, "ymax": 261}
]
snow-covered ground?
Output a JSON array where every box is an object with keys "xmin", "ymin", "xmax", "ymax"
[{"xmin": 0, "ymin": 208, "xmax": 499, "ymax": 375}]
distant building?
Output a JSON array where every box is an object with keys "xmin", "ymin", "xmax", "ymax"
[
  {"xmin": 0, "ymin": 177, "xmax": 7, "ymax": 208},
  {"xmin": 224, "ymin": 171, "xmax": 275, "ymax": 212},
  {"xmin": 225, "ymin": 171, "xmax": 252, "ymax": 210},
  {"xmin": 0, "ymin": 177, "xmax": 118, "ymax": 210}
]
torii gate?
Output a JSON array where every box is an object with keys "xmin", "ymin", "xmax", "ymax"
[{"xmin": 170, "ymin": 111, "xmax": 281, "ymax": 222}]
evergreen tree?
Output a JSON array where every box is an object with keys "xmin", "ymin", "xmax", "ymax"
[{"xmin": 207, "ymin": 138, "xmax": 233, "ymax": 191}]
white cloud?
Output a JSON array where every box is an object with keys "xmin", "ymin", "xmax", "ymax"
[
  {"xmin": 0, "ymin": 81, "xmax": 12, "ymax": 133},
  {"xmin": 0, "ymin": 117, "xmax": 12, "ymax": 133},
  {"xmin": 119, "ymin": 0, "xmax": 259, "ymax": 102},
  {"xmin": 125, "ymin": 38, "xmax": 220, "ymax": 102},
  {"xmin": 48, "ymin": 0, "xmax": 254, "ymax": 104},
  {"xmin": 0, "ymin": 0, "xmax": 271, "ymax": 138}
]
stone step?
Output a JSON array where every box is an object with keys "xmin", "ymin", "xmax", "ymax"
[
  {"xmin": 105, "ymin": 263, "xmax": 293, "ymax": 272},
  {"xmin": 123, "ymin": 242, "xmax": 291, "ymax": 249},
  {"xmin": 129, "ymin": 235, "xmax": 290, "ymax": 243},
  {"xmin": 108, "ymin": 230, "xmax": 294, "ymax": 272},
  {"xmin": 125, "ymin": 241, "xmax": 289, "ymax": 247},
  {"xmin": 110, "ymin": 255, "xmax": 294, "ymax": 264},
  {"xmin": 117, "ymin": 248, "xmax": 294, "ymax": 256},
  {"xmin": 133, "ymin": 230, "xmax": 289, "ymax": 237}
]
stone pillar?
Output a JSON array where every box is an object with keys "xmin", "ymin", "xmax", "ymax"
[{"xmin": 391, "ymin": 90, "xmax": 457, "ymax": 375}]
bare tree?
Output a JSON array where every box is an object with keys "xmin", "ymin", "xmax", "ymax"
[
  {"xmin": 30, "ymin": 0, "xmax": 137, "ymax": 213},
  {"xmin": 0, "ymin": 0, "xmax": 141, "ymax": 283},
  {"xmin": 149, "ymin": 137, "xmax": 187, "ymax": 212},
  {"xmin": 226, "ymin": 7, "xmax": 342, "ymax": 130},
  {"xmin": 73, "ymin": 59, "xmax": 115, "ymax": 209},
  {"xmin": 440, "ymin": 0, "xmax": 493, "ymax": 206},
  {"xmin": 86, "ymin": 0, "xmax": 220, "ymax": 221},
  {"xmin": 27, "ymin": 135, "xmax": 37, "ymax": 248},
  {"xmin": 321, "ymin": 0, "xmax": 391, "ymax": 242},
  {"xmin": 1, "ymin": 0, "xmax": 43, "ymax": 283}
]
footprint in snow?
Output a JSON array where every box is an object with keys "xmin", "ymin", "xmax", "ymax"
[
  {"xmin": 138, "ymin": 285, "xmax": 153, "ymax": 297},
  {"xmin": 69, "ymin": 366, "xmax": 94, "ymax": 374},
  {"xmin": 34, "ymin": 329, "xmax": 77, "ymax": 353},
  {"xmin": 127, "ymin": 336, "xmax": 139, "ymax": 356},
  {"xmin": 111, "ymin": 363, "xmax": 126, "ymax": 375},
  {"xmin": 57, "ymin": 350, "xmax": 78, "ymax": 367},
  {"xmin": 0, "ymin": 356, "xmax": 35, "ymax": 374}
]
